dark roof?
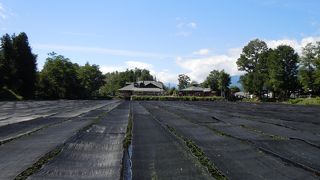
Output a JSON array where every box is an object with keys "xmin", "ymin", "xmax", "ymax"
[
  {"xmin": 137, "ymin": 81, "xmax": 164, "ymax": 89},
  {"xmin": 180, "ymin": 86, "xmax": 211, "ymax": 92},
  {"xmin": 119, "ymin": 81, "xmax": 164, "ymax": 92}
]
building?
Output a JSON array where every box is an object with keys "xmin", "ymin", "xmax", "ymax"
[
  {"xmin": 119, "ymin": 81, "xmax": 165, "ymax": 97},
  {"xmin": 179, "ymin": 85, "xmax": 212, "ymax": 96}
]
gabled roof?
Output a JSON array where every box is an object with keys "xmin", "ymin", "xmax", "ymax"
[
  {"xmin": 180, "ymin": 86, "xmax": 205, "ymax": 91},
  {"xmin": 180, "ymin": 86, "xmax": 211, "ymax": 92},
  {"xmin": 119, "ymin": 84, "xmax": 135, "ymax": 91},
  {"xmin": 119, "ymin": 81, "xmax": 164, "ymax": 92},
  {"xmin": 137, "ymin": 81, "xmax": 164, "ymax": 89}
]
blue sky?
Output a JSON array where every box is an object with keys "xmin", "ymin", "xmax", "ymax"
[{"xmin": 1, "ymin": 0, "xmax": 320, "ymax": 84}]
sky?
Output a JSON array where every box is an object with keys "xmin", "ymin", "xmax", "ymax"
[{"xmin": 1, "ymin": 0, "xmax": 320, "ymax": 85}]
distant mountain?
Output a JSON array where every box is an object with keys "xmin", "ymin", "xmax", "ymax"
[
  {"xmin": 164, "ymin": 83, "xmax": 178, "ymax": 89},
  {"xmin": 163, "ymin": 75, "xmax": 242, "ymax": 90},
  {"xmin": 230, "ymin": 75, "xmax": 242, "ymax": 89}
]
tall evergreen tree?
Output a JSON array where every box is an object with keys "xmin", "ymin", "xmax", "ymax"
[
  {"xmin": 218, "ymin": 70, "xmax": 231, "ymax": 97},
  {"xmin": 13, "ymin": 33, "xmax": 37, "ymax": 99},
  {"xmin": 0, "ymin": 34, "xmax": 16, "ymax": 89}
]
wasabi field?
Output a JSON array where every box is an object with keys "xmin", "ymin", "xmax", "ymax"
[{"xmin": 0, "ymin": 100, "xmax": 319, "ymax": 179}]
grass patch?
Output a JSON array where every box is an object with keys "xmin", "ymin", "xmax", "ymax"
[
  {"xmin": 123, "ymin": 103, "xmax": 133, "ymax": 149},
  {"xmin": 131, "ymin": 95, "xmax": 224, "ymax": 101},
  {"xmin": 286, "ymin": 97, "xmax": 320, "ymax": 105},
  {"xmin": 0, "ymin": 86, "xmax": 23, "ymax": 101},
  {"xmin": 166, "ymin": 125, "xmax": 227, "ymax": 180},
  {"xmin": 15, "ymin": 146, "xmax": 62, "ymax": 180},
  {"xmin": 240, "ymin": 124, "xmax": 288, "ymax": 140}
]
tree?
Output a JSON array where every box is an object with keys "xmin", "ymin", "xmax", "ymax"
[
  {"xmin": 38, "ymin": 52, "xmax": 80, "ymax": 99},
  {"xmin": 0, "ymin": 32, "xmax": 38, "ymax": 99},
  {"xmin": 298, "ymin": 43, "xmax": 317, "ymax": 95},
  {"xmin": 237, "ymin": 39, "xmax": 269, "ymax": 97},
  {"xmin": 99, "ymin": 72, "xmax": 122, "ymax": 96},
  {"xmin": 13, "ymin": 33, "xmax": 37, "ymax": 99},
  {"xmin": 311, "ymin": 42, "xmax": 320, "ymax": 95},
  {"xmin": 0, "ymin": 34, "xmax": 16, "ymax": 90},
  {"xmin": 218, "ymin": 70, "xmax": 231, "ymax": 97},
  {"xmin": 230, "ymin": 86, "xmax": 240, "ymax": 94},
  {"xmin": 98, "ymin": 68, "xmax": 155, "ymax": 96},
  {"xmin": 202, "ymin": 70, "xmax": 220, "ymax": 91},
  {"xmin": 168, "ymin": 87, "xmax": 177, "ymax": 96},
  {"xmin": 140, "ymin": 69, "xmax": 154, "ymax": 81},
  {"xmin": 77, "ymin": 62, "xmax": 104, "ymax": 98},
  {"xmin": 268, "ymin": 45, "xmax": 299, "ymax": 98},
  {"xmin": 178, "ymin": 74, "xmax": 191, "ymax": 90}
]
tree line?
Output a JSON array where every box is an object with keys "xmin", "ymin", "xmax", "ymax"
[
  {"xmin": 237, "ymin": 39, "xmax": 320, "ymax": 99},
  {"xmin": 0, "ymin": 32, "xmax": 154, "ymax": 100},
  {"xmin": 1, "ymin": 32, "xmax": 319, "ymax": 100}
]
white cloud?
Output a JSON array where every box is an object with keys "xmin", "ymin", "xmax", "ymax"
[
  {"xmin": 176, "ymin": 31, "xmax": 191, "ymax": 37},
  {"xmin": 175, "ymin": 19, "xmax": 197, "ymax": 37},
  {"xmin": 176, "ymin": 53, "xmax": 242, "ymax": 83},
  {"xmin": 100, "ymin": 61, "xmax": 178, "ymax": 84},
  {"xmin": 100, "ymin": 65, "xmax": 125, "ymax": 73},
  {"xmin": 156, "ymin": 70, "xmax": 178, "ymax": 85},
  {"xmin": 187, "ymin": 22, "xmax": 197, "ymax": 29},
  {"xmin": 0, "ymin": 3, "xmax": 7, "ymax": 20},
  {"xmin": 177, "ymin": 22, "xmax": 197, "ymax": 29},
  {"xmin": 125, "ymin": 61, "xmax": 153, "ymax": 70},
  {"xmin": 265, "ymin": 36, "xmax": 320, "ymax": 54},
  {"xmin": 100, "ymin": 61, "xmax": 154, "ymax": 74},
  {"xmin": 33, "ymin": 44, "xmax": 169, "ymax": 59},
  {"xmin": 193, "ymin": 48, "xmax": 211, "ymax": 56}
]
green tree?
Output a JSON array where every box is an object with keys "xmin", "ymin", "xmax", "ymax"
[
  {"xmin": 168, "ymin": 87, "xmax": 177, "ymax": 96},
  {"xmin": 202, "ymin": 69, "xmax": 231, "ymax": 96},
  {"xmin": 98, "ymin": 68, "xmax": 154, "ymax": 96},
  {"xmin": 0, "ymin": 34, "xmax": 16, "ymax": 90},
  {"xmin": 230, "ymin": 86, "xmax": 240, "ymax": 94},
  {"xmin": 201, "ymin": 70, "xmax": 220, "ymax": 91},
  {"xmin": 237, "ymin": 39, "xmax": 269, "ymax": 97},
  {"xmin": 298, "ymin": 43, "xmax": 317, "ymax": 94},
  {"xmin": 140, "ymin": 69, "xmax": 154, "ymax": 81},
  {"xmin": 77, "ymin": 62, "xmax": 104, "ymax": 98},
  {"xmin": 178, "ymin": 74, "xmax": 191, "ymax": 90},
  {"xmin": 268, "ymin": 45, "xmax": 299, "ymax": 98},
  {"xmin": 99, "ymin": 71, "xmax": 122, "ymax": 96},
  {"xmin": 312, "ymin": 42, "xmax": 320, "ymax": 95},
  {"xmin": 218, "ymin": 70, "xmax": 231, "ymax": 97},
  {"xmin": 13, "ymin": 33, "xmax": 37, "ymax": 99},
  {"xmin": 39, "ymin": 52, "xmax": 80, "ymax": 99}
]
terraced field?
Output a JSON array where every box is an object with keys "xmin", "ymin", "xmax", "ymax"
[{"xmin": 0, "ymin": 100, "xmax": 319, "ymax": 179}]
